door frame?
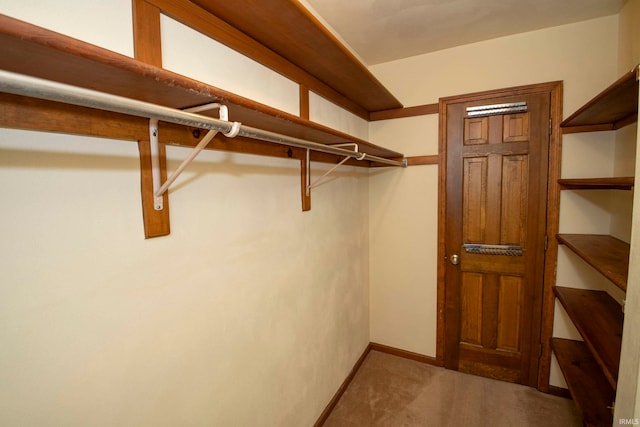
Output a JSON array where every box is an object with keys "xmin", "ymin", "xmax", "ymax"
[{"xmin": 436, "ymin": 82, "xmax": 563, "ymax": 391}]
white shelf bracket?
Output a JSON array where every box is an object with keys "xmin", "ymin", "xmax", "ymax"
[
  {"xmin": 149, "ymin": 103, "xmax": 241, "ymax": 210},
  {"xmin": 305, "ymin": 143, "xmax": 366, "ymax": 197},
  {"xmin": 149, "ymin": 118, "xmax": 163, "ymax": 210}
]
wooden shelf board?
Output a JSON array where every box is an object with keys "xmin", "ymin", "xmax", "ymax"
[
  {"xmin": 553, "ymin": 287, "xmax": 623, "ymax": 388},
  {"xmin": 558, "ymin": 177, "xmax": 634, "ymax": 190},
  {"xmin": 551, "ymin": 338, "xmax": 615, "ymax": 427},
  {"xmin": 0, "ymin": 14, "xmax": 403, "ymax": 164},
  {"xmin": 557, "ymin": 234, "xmax": 629, "ymax": 292},
  {"xmin": 189, "ymin": 0, "xmax": 402, "ymax": 113},
  {"xmin": 561, "ymin": 65, "xmax": 639, "ymax": 130}
]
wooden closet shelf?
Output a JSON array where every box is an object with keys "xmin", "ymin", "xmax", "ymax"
[
  {"xmin": 189, "ymin": 0, "xmax": 402, "ymax": 113},
  {"xmin": 551, "ymin": 338, "xmax": 615, "ymax": 427},
  {"xmin": 0, "ymin": 14, "xmax": 403, "ymax": 165},
  {"xmin": 561, "ymin": 65, "xmax": 639, "ymax": 133},
  {"xmin": 557, "ymin": 234, "xmax": 630, "ymax": 292},
  {"xmin": 553, "ymin": 286, "xmax": 623, "ymax": 388},
  {"xmin": 558, "ymin": 177, "xmax": 635, "ymax": 190}
]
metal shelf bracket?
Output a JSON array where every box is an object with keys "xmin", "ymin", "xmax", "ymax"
[
  {"xmin": 149, "ymin": 103, "xmax": 240, "ymax": 210},
  {"xmin": 305, "ymin": 143, "xmax": 366, "ymax": 197}
]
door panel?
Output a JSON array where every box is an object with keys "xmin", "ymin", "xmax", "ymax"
[
  {"xmin": 443, "ymin": 92, "xmax": 550, "ymax": 386},
  {"xmin": 460, "ymin": 272, "xmax": 483, "ymax": 345},
  {"xmin": 462, "ymin": 157, "xmax": 488, "ymax": 242},
  {"xmin": 497, "ymin": 275, "xmax": 522, "ymax": 352},
  {"xmin": 465, "ymin": 117, "xmax": 489, "ymax": 145},
  {"xmin": 503, "ymin": 113, "xmax": 529, "ymax": 143},
  {"xmin": 501, "ymin": 155, "xmax": 528, "ymax": 244}
]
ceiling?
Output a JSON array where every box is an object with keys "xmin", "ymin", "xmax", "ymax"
[{"xmin": 303, "ymin": 0, "xmax": 626, "ymax": 65}]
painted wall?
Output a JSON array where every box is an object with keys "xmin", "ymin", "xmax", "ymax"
[
  {"xmin": 614, "ymin": 0, "xmax": 640, "ymax": 423},
  {"xmin": 0, "ymin": 0, "xmax": 134, "ymax": 57},
  {"xmin": 368, "ymin": 16, "xmax": 620, "ymax": 387},
  {"xmin": 0, "ymin": 4, "xmax": 371, "ymax": 426},
  {"xmin": 368, "ymin": 115, "xmax": 438, "ymax": 356}
]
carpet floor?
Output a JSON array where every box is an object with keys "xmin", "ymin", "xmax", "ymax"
[{"xmin": 323, "ymin": 350, "xmax": 581, "ymax": 427}]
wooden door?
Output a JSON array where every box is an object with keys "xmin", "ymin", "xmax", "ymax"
[{"xmin": 442, "ymin": 91, "xmax": 551, "ymax": 386}]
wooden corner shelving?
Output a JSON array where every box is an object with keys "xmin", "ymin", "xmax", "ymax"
[
  {"xmin": 551, "ymin": 65, "xmax": 638, "ymax": 426},
  {"xmin": 551, "ymin": 66, "xmax": 639, "ymax": 426}
]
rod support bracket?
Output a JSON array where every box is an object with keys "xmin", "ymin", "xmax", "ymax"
[
  {"xmin": 149, "ymin": 103, "xmax": 239, "ymax": 211},
  {"xmin": 306, "ymin": 143, "xmax": 366, "ymax": 195},
  {"xmin": 149, "ymin": 118, "xmax": 164, "ymax": 211},
  {"xmin": 223, "ymin": 121, "xmax": 241, "ymax": 138}
]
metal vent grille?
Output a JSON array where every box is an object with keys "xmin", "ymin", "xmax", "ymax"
[
  {"xmin": 466, "ymin": 102, "xmax": 527, "ymax": 118},
  {"xmin": 463, "ymin": 244, "xmax": 523, "ymax": 256}
]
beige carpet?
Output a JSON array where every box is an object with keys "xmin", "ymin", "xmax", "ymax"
[{"xmin": 324, "ymin": 350, "xmax": 581, "ymax": 427}]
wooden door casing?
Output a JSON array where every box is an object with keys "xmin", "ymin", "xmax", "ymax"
[{"xmin": 441, "ymin": 90, "xmax": 551, "ymax": 386}]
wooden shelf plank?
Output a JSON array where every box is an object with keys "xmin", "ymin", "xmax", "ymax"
[
  {"xmin": 553, "ymin": 287, "xmax": 623, "ymax": 388},
  {"xmin": 186, "ymin": 0, "xmax": 403, "ymax": 113},
  {"xmin": 561, "ymin": 65, "xmax": 639, "ymax": 131},
  {"xmin": 557, "ymin": 234, "xmax": 630, "ymax": 292},
  {"xmin": 0, "ymin": 14, "xmax": 403, "ymax": 164},
  {"xmin": 551, "ymin": 338, "xmax": 615, "ymax": 427},
  {"xmin": 558, "ymin": 177, "xmax": 634, "ymax": 190}
]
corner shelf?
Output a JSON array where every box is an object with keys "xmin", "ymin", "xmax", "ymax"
[
  {"xmin": 558, "ymin": 177, "xmax": 634, "ymax": 190},
  {"xmin": 561, "ymin": 65, "xmax": 639, "ymax": 133},
  {"xmin": 553, "ymin": 287, "xmax": 623, "ymax": 388},
  {"xmin": 557, "ymin": 234, "xmax": 629, "ymax": 292},
  {"xmin": 551, "ymin": 65, "xmax": 638, "ymax": 426},
  {"xmin": 551, "ymin": 338, "xmax": 615, "ymax": 427}
]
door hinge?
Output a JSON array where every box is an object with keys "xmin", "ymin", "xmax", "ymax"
[
  {"xmin": 539, "ymin": 343, "xmax": 543, "ymax": 358},
  {"xmin": 549, "ymin": 119, "xmax": 552, "ymax": 135}
]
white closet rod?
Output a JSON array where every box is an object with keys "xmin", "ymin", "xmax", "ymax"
[{"xmin": 0, "ymin": 70, "xmax": 405, "ymax": 167}]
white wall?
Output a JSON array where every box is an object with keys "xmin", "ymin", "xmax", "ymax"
[
  {"xmin": 368, "ymin": 16, "xmax": 620, "ymax": 384},
  {"xmin": 615, "ymin": 111, "xmax": 640, "ymax": 424},
  {"xmin": 0, "ymin": 4, "xmax": 371, "ymax": 426},
  {"xmin": 0, "ymin": 0, "xmax": 134, "ymax": 57},
  {"xmin": 368, "ymin": 114, "xmax": 438, "ymax": 355},
  {"xmin": 613, "ymin": 0, "xmax": 640, "ymax": 423},
  {"xmin": 160, "ymin": 15, "xmax": 300, "ymax": 116}
]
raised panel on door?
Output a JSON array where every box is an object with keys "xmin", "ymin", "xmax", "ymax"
[
  {"xmin": 500, "ymin": 155, "xmax": 529, "ymax": 245},
  {"xmin": 460, "ymin": 272, "xmax": 483, "ymax": 345},
  {"xmin": 497, "ymin": 275, "xmax": 523, "ymax": 352},
  {"xmin": 463, "ymin": 156, "xmax": 488, "ymax": 243}
]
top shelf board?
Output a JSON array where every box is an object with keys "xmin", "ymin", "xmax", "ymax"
[
  {"xmin": 0, "ymin": 14, "xmax": 403, "ymax": 164},
  {"xmin": 190, "ymin": 0, "xmax": 402, "ymax": 113},
  {"xmin": 561, "ymin": 65, "xmax": 639, "ymax": 132}
]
